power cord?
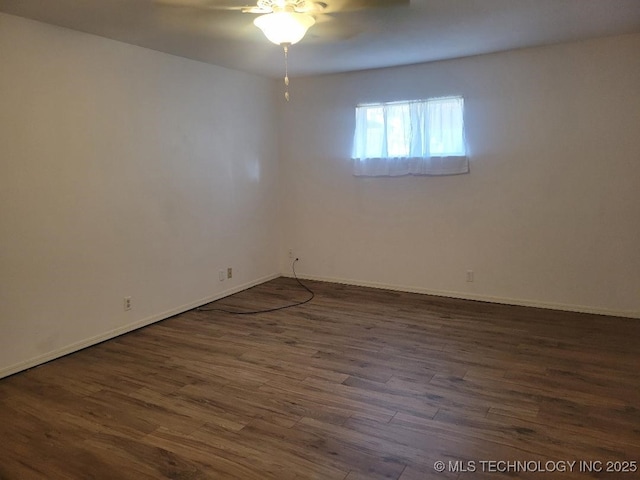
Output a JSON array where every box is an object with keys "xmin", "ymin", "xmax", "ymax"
[{"xmin": 196, "ymin": 258, "xmax": 314, "ymax": 315}]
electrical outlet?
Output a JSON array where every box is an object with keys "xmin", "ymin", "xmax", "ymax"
[
  {"xmin": 466, "ymin": 270, "xmax": 474, "ymax": 282},
  {"xmin": 288, "ymin": 249, "xmax": 294, "ymax": 259},
  {"xmin": 219, "ymin": 270, "xmax": 225, "ymax": 282},
  {"xmin": 123, "ymin": 296, "xmax": 132, "ymax": 311},
  {"xmin": 227, "ymin": 267, "xmax": 232, "ymax": 279}
]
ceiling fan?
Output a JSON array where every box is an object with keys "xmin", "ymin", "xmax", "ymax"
[
  {"xmin": 156, "ymin": 0, "xmax": 408, "ymax": 42},
  {"xmin": 243, "ymin": 0, "xmax": 326, "ymax": 46},
  {"xmin": 156, "ymin": 0, "xmax": 409, "ymax": 99},
  {"xmin": 220, "ymin": 0, "xmax": 329, "ymax": 99},
  {"xmin": 241, "ymin": 0, "xmax": 328, "ymax": 15}
]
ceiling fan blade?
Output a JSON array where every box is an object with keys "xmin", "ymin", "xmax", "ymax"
[
  {"xmin": 306, "ymin": 15, "xmax": 362, "ymax": 41},
  {"xmin": 241, "ymin": 6, "xmax": 272, "ymax": 13},
  {"xmin": 292, "ymin": 1, "xmax": 327, "ymax": 14},
  {"xmin": 153, "ymin": 4, "xmax": 261, "ymax": 40},
  {"xmin": 323, "ymin": 0, "xmax": 408, "ymax": 14},
  {"xmin": 154, "ymin": 0, "xmax": 259, "ymax": 12},
  {"xmin": 313, "ymin": 12, "xmax": 333, "ymax": 23}
]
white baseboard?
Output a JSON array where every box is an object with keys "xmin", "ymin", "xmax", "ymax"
[
  {"xmin": 0, "ymin": 273, "xmax": 280, "ymax": 380},
  {"xmin": 4, "ymin": 271, "xmax": 636, "ymax": 379},
  {"xmin": 286, "ymin": 273, "xmax": 640, "ymax": 319}
]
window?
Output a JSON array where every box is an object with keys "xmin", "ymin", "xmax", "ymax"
[{"xmin": 351, "ymin": 96, "xmax": 468, "ymax": 177}]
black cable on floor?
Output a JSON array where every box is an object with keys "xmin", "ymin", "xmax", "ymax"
[{"xmin": 196, "ymin": 259, "xmax": 314, "ymax": 315}]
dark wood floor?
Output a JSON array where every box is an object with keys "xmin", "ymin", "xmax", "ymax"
[{"xmin": 1, "ymin": 278, "xmax": 639, "ymax": 479}]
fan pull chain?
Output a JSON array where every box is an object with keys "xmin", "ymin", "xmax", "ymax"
[{"xmin": 283, "ymin": 44, "xmax": 290, "ymax": 102}]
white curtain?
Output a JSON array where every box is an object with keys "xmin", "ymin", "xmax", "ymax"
[{"xmin": 352, "ymin": 97, "xmax": 469, "ymax": 177}]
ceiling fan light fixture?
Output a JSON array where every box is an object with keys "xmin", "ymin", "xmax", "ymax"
[{"xmin": 253, "ymin": 11, "xmax": 315, "ymax": 45}]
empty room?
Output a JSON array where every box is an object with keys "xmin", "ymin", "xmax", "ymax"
[{"xmin": 1, "ymin": 0, "xmax": 639, "ymax": 478}]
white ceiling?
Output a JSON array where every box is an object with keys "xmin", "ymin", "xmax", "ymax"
[{"xmin": 2, "ymin": 0, "xmax": 640, "ymax": 78}]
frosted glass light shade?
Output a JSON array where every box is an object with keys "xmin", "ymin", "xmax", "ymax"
[{"xmin": 253, "ymin": 12, "xmax": 315, "ymax": 45}]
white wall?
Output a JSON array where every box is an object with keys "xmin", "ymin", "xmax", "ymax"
[
  {"xmin": 280, "ymin": 33, "xmax": 640, "ymax": 318},
  {"xmin": 1, "ymin": 16, "xmax": 638, "ymax": 380},
  {"xmin": 0, "ymin": 13, "xmax": 281, "ymax": 377}
]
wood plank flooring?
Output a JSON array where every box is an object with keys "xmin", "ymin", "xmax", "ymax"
[{"xmin": 1, "ymin": 277, "xmax": 639, "ymax": 479}]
